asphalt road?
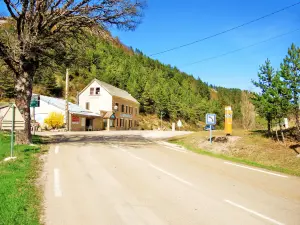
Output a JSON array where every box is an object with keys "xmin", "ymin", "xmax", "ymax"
[{"xmin": 44, "ymin": 135, "xmax": 300, "ymax": 225}]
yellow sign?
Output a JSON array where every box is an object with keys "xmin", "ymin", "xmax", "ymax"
[{"xmin": 224, "ymin": 106, "xmax": 232, "ymax": 135}]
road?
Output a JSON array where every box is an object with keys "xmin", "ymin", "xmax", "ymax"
[{"xmin": 43, "ymin": 133, "xmax": 300, "ymax": 225}]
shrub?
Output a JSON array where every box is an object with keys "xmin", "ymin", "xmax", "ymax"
[{"xmin": 44, "ymin": 112, "xmax": 64, "ymax": 129}]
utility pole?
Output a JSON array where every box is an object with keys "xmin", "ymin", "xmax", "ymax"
[{"xmin": 65, "ymin": 68, "xmax": 69, "ymax": 131}]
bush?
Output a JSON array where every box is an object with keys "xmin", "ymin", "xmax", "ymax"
[{"xmin": 44, "ymin": 112, "xmax": 64, "ymax": 129}]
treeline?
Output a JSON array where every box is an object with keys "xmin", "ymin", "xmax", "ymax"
[
  {"xmin": 0, "ymin": 30, "xmax": 244, "ymax": 127},
  {"xmin": 252, "ymin": 44, "xmax": 300, "ymax": 139}
]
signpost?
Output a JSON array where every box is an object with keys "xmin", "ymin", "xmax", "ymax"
[
  {"xmin": 30, "ymin": 95, "xmax": 40, "ymax": 135},
  {"xmin": 10, "ymin": 104, "xmax": 15, "ymax": 158},
  {"xmin": 206, "ymin": 113, "xmax": 216, "ymax": 144},
  {"xmin": 1, "ymin": 104, "xmax": 25, "ymax": 161},
  {"xmin": 177, "ymin": 120, "xmax": 182, "ymax": 131}
]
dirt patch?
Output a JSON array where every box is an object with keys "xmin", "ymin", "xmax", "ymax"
[
  {"xmin": 170, "ymin": 130, "xmax": 300, "ymax": 175},
  {"xmin": 192, "ymin": 135, "xmax": 241, "ymax": 154}
]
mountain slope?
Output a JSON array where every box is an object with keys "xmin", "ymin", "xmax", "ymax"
[{"xmin": 0, "ymin": 28, "xmax": 243, "ymax": 127}]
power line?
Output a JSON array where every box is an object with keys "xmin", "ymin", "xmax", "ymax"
[
  {"xmin": 150, "ymin": 2, "xmax": 300, "ymax": 56},
  {"xmin": 182, "ymin": 28, "xmax": 300, "ymax": 67}
]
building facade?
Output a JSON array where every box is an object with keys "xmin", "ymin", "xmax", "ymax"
[
  {"xmin": 31, "ymin": 95, "xmax": 103, "ymax": 131},
  {"xmin": 78, "ymin": 79, "xmax": 139, "ymax": 130}
]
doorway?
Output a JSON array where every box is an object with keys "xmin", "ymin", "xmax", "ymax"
[{"xmin": 86, "ymin": 118, "xmax": 93, "ymax": 131}]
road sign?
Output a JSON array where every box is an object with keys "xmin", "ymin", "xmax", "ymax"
[
  {"xmin": 30, "ymin": 95, "xmax": 40, "ymax": 107},
  {"xmin": 206, "ymin": 113, "xmax": 216, "ymax": 125},
  {"xmin": 1, "ymin": 104, "xmax": 25, "ymax": 130}
]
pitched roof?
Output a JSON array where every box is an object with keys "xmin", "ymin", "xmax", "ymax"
[
  {"xmin": 81, "ymin": 79, "xmax": 139, "ymax": 104},
  {"xmin": 38, "ymin": 95, "xmax": 101, "ymax": 117}
]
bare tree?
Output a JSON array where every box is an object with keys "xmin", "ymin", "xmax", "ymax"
[{"xmin": 0, "ymin": 0, "xmax": 145, "ymax": 144}]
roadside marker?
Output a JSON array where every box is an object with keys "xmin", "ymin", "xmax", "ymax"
[
  {"xmin": 54, "ymin": 168, "xmax": 62, "ymax": 197},
  {"xmin": 224, "ymin": 199, "xmax": 285, "ymax": 225},
  {"xmin": 54, "ymin": 146, "xmax": 59, "ymax": 154},
  {"xmin": 224, "ymin": 162, "xmax": 288, "ymax": 178}
]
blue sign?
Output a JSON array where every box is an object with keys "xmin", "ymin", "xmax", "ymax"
[
  {"xmin": 120, "ymin": 114, "xmax": 132, "ymax": 119},
  {"xmin": 110, "ymin": 114, "xmax": 116, "ymax": 119},
  {"xmin": 206, "ymin": 113, "xmax": 216, "ymax": 125}
]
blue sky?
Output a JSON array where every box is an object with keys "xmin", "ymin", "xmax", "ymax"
[
  {"xmin": 0, "ymin": 1, "xmax": 299, "ymax": 90},
  {"xmin": 111, "ymin": 0, "xmax": 300, "ymax": 90}
]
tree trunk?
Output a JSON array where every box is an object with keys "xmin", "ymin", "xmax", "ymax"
[
  {"xmin": 275, "ymin": 128, "xmax": 279, "ymax": 142},
  {"xmin": 267, "ymin": 118, "xmax": 271, "ymax": 136},
  {"xmin": 15, "ymin": 68, "xmax": 33, "ymax": 144},
  {"xmin": 295, "ymin": 108, "xmax": 300, "ymax": 132},
  {"xmin": 279, "ymin": 120, "xmax": 285, "ymax": 143}
]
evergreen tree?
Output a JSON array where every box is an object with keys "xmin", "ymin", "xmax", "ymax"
[
  {"xmin": 280, "ymin": 44, "xmax": 300, "ymax": 132},
  {"xmin": 252, "ymin": 59, "xmax": 276, "ymax": 132}
]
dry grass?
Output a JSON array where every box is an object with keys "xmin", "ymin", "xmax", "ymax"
[{"xmin": 170, "ymin": 129, "xmax": 300, "ymax": 176}]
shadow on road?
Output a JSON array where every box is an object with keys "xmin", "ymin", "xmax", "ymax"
[{"xmin": 39, "ymin": 134, "xmax": 151, "ymax": 145}]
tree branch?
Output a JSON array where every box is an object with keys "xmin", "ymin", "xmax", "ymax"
[{"xmin": 3, "ymin": 0, "xmax": 21, "ymax": 19}]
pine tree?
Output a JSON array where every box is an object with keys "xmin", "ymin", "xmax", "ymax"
[
  {"xmin": 252, "ymin": 59, "xmax": 276, "ymax": 132},
  {"xmin": 280, "ymin": 44, "xmax": 300, "ymax": 132}
]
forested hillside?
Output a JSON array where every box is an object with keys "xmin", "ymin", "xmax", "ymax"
[{"xmin": 0, "ymin": 29, "xmax": 243, "ymax": 127}]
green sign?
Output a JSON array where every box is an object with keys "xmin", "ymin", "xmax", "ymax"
[{"xmin": 30, "ymin": 95, "xmax": 40, "ymax": 107}]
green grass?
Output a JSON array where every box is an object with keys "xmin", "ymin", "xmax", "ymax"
[
  {"xmin": 0, "ymin": 132, "xmax": 44, "ymax": 225},
  {"xmin": 171, "ymin": 140, "xmax": 300, "ymax": 177}
]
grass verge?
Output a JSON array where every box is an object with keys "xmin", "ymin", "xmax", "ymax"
[
  {"xmin": 170, "ymin": 138, "xmax": 300, "ymax": 177},
  {"xmin": 0, "ymin": 132, "xmax": 45, "ymax": 225}
]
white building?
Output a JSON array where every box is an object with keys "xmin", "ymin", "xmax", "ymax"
[
  {"xmin": 78, "ymin": 79, "xmax": 140, "ymax": 130},
  {"xmin": 31, "ymin": 95, "xmax": 102, "ymax": 131}
]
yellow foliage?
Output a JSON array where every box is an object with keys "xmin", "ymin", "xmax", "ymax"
[{"xmin": 44, "ymin": 112, "xmax": 64, "ymax": 129}]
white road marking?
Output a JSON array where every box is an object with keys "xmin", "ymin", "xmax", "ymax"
[
  {"xmin": 224, "ymin": 162, "xmax": 288, "ymax": 178},
  {"xmin": 54, "ymin": 168, "xmax": 62, "ymax": 197},
  {"xmin": 127, "ymin": 152, "xmax": 143, "ymax": 161},
  {"xmin": 149, "ymin": 163, "xmax": 193, "ymax": 186},
  {"xmin": 113, "ymin": 145, "xmax": 193, "ymax": 186},
  {"xmin": 54, "ymin": 145, "xmax": 59, "ymax": 154},
  {"xmin": 163, "ymin": 146, "xmax": 187, "ymax": 153},
  {"xmin": 224, "ymin": 199, "xmax": 285, "ymax": 225}
]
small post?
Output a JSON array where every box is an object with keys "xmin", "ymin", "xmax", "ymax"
[
  {"xmin": 65, "ymin": 68, "xmax": 69, "ymax": 131},
  {"xmin": 33, "ymin": 106, "xmax": 36, "ymax": 135},
  {"xmin": 210, "ymin": 125, "xmax": 212, "ymax": 144},
  {"xmin": 10, "ymin": 104, "xmax": 15, "ymax": 157}
]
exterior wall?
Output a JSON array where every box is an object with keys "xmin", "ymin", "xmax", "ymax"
[
  {"xmin": 112, "ymin": 96, "xmax": 139, "ymax": 130},
  {"xmin": 70, "ymin": 114, "xmax": 85, "ymax": 131},
  {"xmin": 30, "ymin": 99, "xmax": 64, "ymax": 126},
  {"xmin": 93, "ymin": 118, "xmax": 104, "ymax": 131},
  {"xmin": 69, "ymin": 114, "xmax": 103, "ymax": 131},
  {"xmin": 78, "ymin": 80, "xmax": 112, "ymax": 113}
]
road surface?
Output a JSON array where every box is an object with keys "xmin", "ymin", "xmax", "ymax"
[{"xmin": 44, "ymin": 134, "xmax": 300, "ymax": 225}]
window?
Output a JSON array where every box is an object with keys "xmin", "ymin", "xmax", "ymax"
[
  {"xmin": 90, "ymin": 88, "xmax": 94, "ymax": 95},
  {"xmin": 116, "ymin": 118, "xmax": 119, "ymax": 127},
  {"xmin": 121, "ymin": 104, "xmax": 124, "ymax": 112},
  {"xmin": 129, "ymin": 120, "xmax": 132, "ymax": 128},
  {"xmin": 129, "ymin": 107, "xmax": 132, "ymax": 114},
  {"xmin": 135, "ymin": 108, "xmax": 138, "ymax": 115},
  {"xmin": 126, "ymin": 106, "xmax": 128, "ymax": 114},
  {"xmin": 120, "ymin": 119, "xmax": 124, "ymax": 127},
  {"xmin": 95, "ymin": 87, "xmax": 100, "ymax": 95},
  {"xmin": 85, "ymin": 102, "xmax": 90, "ymax": 110}
]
